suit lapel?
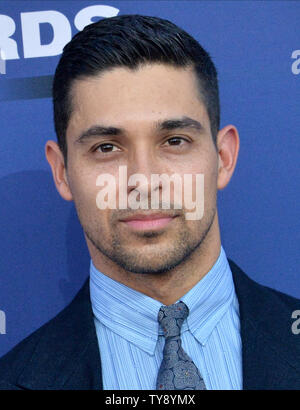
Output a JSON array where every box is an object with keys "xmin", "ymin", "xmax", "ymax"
[{"xmin": 230, "ymin": 259, "xmax": 300, "ymax": 389}]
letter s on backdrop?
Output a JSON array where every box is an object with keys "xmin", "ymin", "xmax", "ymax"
[{"xmin": 74, "ymin": 5, "xmax": 120, "ymax": 31}]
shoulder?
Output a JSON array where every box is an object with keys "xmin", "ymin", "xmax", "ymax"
[
  {"xmin": 229, "ymin": 258, "xmax": 300, "ymax": 349},
  {"xmin": 229, "ymin": 258, "xmax": 300, "ymax": 313},
  {"xmin": 228, "ymin": 259, "xmax": 300, "ymax": 389},
  {"xmin": 0, "ymin": 278, "xmax": 93, "ymax": 389},
  {"xmin": 0, "ymin": 322, "xmax": 45, "ymax": 388}
]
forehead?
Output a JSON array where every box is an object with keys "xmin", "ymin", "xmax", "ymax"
[{"xmin": 67, "ymin": 63, "xmax": 210, "ymax": 137}]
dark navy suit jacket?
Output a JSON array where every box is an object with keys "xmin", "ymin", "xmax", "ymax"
[{"xmin": 1, "ymin": 260, "xmax": 300, "ymax": 390}]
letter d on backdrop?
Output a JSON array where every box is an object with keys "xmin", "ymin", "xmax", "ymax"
[{"xmin": 21, "ymin": 10, "xmax": 72, "ymax": 58}]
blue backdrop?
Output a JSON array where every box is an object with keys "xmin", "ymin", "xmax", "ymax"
[{"xmin": 0, "ymin": 0, "xmax": 299, "ymax": 357}]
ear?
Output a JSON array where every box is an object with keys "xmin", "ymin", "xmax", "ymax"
[
  {"xmin": 45, "ymin": 140, "xmax": 73, "ymax": 201},
  {"xmin": 216, "ymin": 125, "xmax": 240, "ymax": 190}
]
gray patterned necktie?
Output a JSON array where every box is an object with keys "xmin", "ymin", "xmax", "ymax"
[{"xmin": 156, "ymin": 301, "xmax": 206, "ymax": 390}]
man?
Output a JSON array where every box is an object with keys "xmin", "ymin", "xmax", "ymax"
[{"xmin": 0, "ymin": 14, "xmax": 299, "ymax": 390}]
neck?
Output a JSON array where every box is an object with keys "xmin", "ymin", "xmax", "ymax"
[{"xmin": 88, "ymin": 214, "xmax": 221, "ymax": 305}]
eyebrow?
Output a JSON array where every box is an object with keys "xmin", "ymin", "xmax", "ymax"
[
  {"xmin": 75, "ymin": 125, "xmax": 122, "ymax": 144},
  {"xmin": 74, "ymin": 116, "xmax": 204, "ymax": 144},
  {"xmin": 157, "ymin": 116, "xmax": 204, "ymax": 132}
]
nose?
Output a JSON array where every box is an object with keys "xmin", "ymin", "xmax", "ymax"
[{"xmin": 125, "ymin": 144, "xmax": 163, "ymax": 205}]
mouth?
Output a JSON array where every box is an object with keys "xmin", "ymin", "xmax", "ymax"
[{"xmin": 119, "ymin": 213, "xmax": 179, "ymax": 231}]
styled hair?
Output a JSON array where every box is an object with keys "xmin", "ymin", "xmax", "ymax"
[{"xmin": 53, "ymin": 14, "xmax": 220, "ymax": 164}]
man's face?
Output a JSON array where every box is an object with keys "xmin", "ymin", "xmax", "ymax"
[{"xmin": 65, "ymin": 64, "xmax": 219, "ymax": 274}]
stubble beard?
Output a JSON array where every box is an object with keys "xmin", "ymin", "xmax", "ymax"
[{"xmin": 82, "ymin": 207, "xmax": 217, "ymax": 275}]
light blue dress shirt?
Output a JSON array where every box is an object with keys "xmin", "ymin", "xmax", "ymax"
[{"xmin": 90, "ymin": 246, "xmax": 242, "ymax": 390}]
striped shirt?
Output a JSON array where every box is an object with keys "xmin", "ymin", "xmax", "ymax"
[{"xmin": 90, "ymin": 246, "xmax": 242, "ymax": 389}]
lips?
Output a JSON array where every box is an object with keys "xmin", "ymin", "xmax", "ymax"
[{"xmin": 119, "ymin": 213, "xmax": 178, "ymax": 230}]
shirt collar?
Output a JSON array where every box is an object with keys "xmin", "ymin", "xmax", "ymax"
[
  {"xmin": 180, "ymin": 246, "xmax": 235, "ymax": 345},
  {"xmin": 90, "ymin": 246, "xmax": 235, "ymax": 355}
]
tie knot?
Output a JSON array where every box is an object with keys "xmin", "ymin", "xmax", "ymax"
[{"xmin": 158, "ymin": 301, "xmax": 189, "ymax": 338}]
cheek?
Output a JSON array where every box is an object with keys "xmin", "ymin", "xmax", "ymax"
[
  {"xmin": 164, "ymin": 170, "xmax": 216, "ymax": 221},
  {"xmin": 181, "ymin": 153, "xmax": 218, "ymax": 212},
  {"xmin": 178, "ymin": 150, "xmax": 218, "ymax": 187},
  {"xmin": 67, "ymin": 168, "xmax": 102, "ymax": 215}
]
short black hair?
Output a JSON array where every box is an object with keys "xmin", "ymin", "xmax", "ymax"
[{"xmin": 53, "ymin": 14, "xmax": 220, "ymax": 164}]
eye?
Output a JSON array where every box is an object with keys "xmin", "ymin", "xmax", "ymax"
[
  {"xmin": 165, "ymin": 136, "xmax": 189, "ymax": 146},
  {"xmin": 94, "ymin": 143, "xmax": 121, "ymax": 153}
]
